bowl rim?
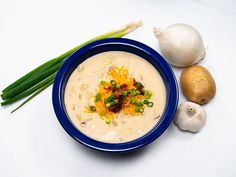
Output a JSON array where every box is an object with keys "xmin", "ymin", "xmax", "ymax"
[{"xmin": 52, "ymin": 38, "xmax": 179, "ymax": 152}]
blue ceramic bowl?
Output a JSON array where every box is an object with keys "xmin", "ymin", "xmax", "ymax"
[{"xmin": 52, "ymin": 38, "xmax": 178, "ymax": 152}]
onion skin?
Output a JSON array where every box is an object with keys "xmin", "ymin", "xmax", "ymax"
[{"xmin": 154, "ymin": 24, "xmax": 205, "ymax": 67}]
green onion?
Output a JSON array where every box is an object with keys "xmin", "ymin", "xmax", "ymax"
[
  {"xmin": 134, "ymin": 106, "xmax": 140, "ymax": 112},
  {"xmin": 136, "ymin": 90, "xmax": 141, "ymax": 95},
  {"xmin": 135, "ymin": 102, "xmax": 143, "ymax": 107},
  {"xmin": 89, "ymin": 106, "xmax": 97, "ymax": 112},
  {"xmin": 11, "ymin": 80, "xmax": 54, "ymax": 113},
  {"xmin": 136, "ymin": 82, "xmax": 143, "ymax": 88},
  {"xmin": 1, "ymin": 21, "xmax": 142, "ymax": 112},
  {"xmin": 106, "ymin": 117, "xmax": 111, "ymax": 124},
  {"xmin": 139, "ymin": 107, "xmax": 144, "ymax": 113},
  {"xmin": 100, "ymin": 81, "xmax": 106, "ymax": 85},
  {"xmin": 104, "ymin": 94, "xmax": 114, "ymax": 104},
  {"xmin": 122, "ymin": 90, "xmax": 128, "ymax": 96},
  {"xmin": 110, "ymin": 80, "xmax": 117, "ymax": 86},
  {"xmin": 147, "ymin": 102, "xmax": 154, "ymax": 107},
  {"xmin": 95, "ymin": 93, "xmax": 101, "ymax": 102},
  {"xmin": 1, "ymin": 61, "xmax": 63, "ymax": 100},
  {"xmin": 105, "ymin": 103, "xmax": 111, "ymax": 108},
  {"xmin": 145, "ymin": 90, "xmax": 152, "ymax": 99},
  {"xmin": 143, "ymin": 99, "xmax": 149, "ymax": 104},
  {"xmin": 130, "ymin": 89, "xmax": 137, "ymax": 96},
  {"xmin": 111, "ymin": 99, "xmax": 118, "ymax": 106},
  {"xmin": 2, "ymin": 57, "xmax": 60, "ymax": 93},
  {"xmin": 116, "ymin": 84, "xmax": 120, "ymax": 88},
  {"xmin": 130, "ymin": 97, "xmax": 136, "ymax": 104},
  {"xmin": 1, "ymin": 72, "xmax": 56, "ymax": 106}
]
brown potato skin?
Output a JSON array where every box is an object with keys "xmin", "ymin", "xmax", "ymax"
[{"xmin": 180, "ymin": 65, "xmax": 216, "ymax": 105}]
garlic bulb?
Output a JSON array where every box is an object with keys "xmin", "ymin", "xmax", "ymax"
[
  {"xmin": 153, "ymin": 24, "xmax": 205, "ymax": 67},
  {"xmin": 174, "ymin": 102, "xmax": 207, "ymax": 132}
]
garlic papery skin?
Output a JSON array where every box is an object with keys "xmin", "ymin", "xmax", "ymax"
[
  {"xmin": 153, "ymin": 24, "xmax": 205, "ymax": 67},
  {"xmin": 174, "ymin": 102, "xmax": 207, "ymax": 132}
]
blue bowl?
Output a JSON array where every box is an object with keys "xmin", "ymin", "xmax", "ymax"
[{"xmin": 52, "ymin": 38, "xmax": 178, "ymax": 152}]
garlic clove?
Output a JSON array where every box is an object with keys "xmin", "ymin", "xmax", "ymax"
[{"xmin": 174, "ymin": 102, "xmax": 207, "ymax": 132}]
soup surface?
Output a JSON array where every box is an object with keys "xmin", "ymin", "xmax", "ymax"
[{"xmin": 64, "ymin": 51, "xmax": 166, "ymax": 143}]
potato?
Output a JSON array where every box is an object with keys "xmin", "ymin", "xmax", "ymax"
[{"xmin": 180, "ymin": 65, "xmax": 216, "ymax": 105}]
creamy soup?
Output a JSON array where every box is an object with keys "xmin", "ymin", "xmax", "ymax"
[{"xmin": 64, "ymin": 51, "xmax": 166, "ymax": 143}]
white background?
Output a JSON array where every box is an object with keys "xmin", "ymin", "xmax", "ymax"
[{"xmin": 0, "ymin": 0, "xmax": 236, "ymax": 177}]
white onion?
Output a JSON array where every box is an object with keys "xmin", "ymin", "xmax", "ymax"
[{"xmin": 153, "ymin": 23, "xmax": 205, "ymax": 67}]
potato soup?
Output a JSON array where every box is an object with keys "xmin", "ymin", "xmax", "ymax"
[{"xmin": 64, "ymin": 51, "xmax": 166, "ymax": 143}]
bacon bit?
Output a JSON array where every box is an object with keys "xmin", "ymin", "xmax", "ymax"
[
  {"xmin": 120, "ymin": 84, "xmax": 127, "ymax": 89},
  {"xmin": 133, "ymin": 78, "xmax": 137, "ymax": 87},
  {"xmin": 110, "ymin": 103, "xmax": 122, "ymax": 113},
  {"xmin": 81, "ymin": 121, "xmax": 87, "ymax": 127}
]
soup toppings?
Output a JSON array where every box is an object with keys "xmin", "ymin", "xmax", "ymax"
[{"xmin": 86, "ymin": 65, "xmax": 155, "ymax": 124}]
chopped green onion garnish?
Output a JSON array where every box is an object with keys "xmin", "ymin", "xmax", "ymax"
[
  {"xmin": 110, "ymin": 80, "xmax": 117, "ymax": 86},
  {"xmin": 101, "ymin": 81, "xmax": 106, "ymax": 85},
  {"xmin": 136, "ymin": 102, "xmax": 143, "ymax": 106},
  {"xmin": 111, "ymin": 99, "xmax": 118, "ymax": 106},
  {"xmin": 130, "ymin": 97, "xmax": 136, "ymax": 104},
  {"xmin": 145, "ymin": 90, "xmax": 152, "ymax": 99},
  {"xmin": 105, "ymin": 103, "xmax": 111, "ymax": 108},
  {"xmin": 139, "ymin": 107, "xmax": 144, "ymax": 113},
  {"xmin": 147, "ymin": 102, "xmax": 154, "ymax": 107},
  {"xmin": 89, "ymin": 106, "xmax": 97, "ymax": 111},
  {"xmin": 116, "ymin": 84, "xmax": 120, "ymax": 88},
  {"xmin": 104, "ymin": 94, "xmax": 114, "ymax": 104},
  {"xmin": 106, "ymin": 117, "xmax": 111, "ymax": 124},
  {"xmin": 131, "ymin": 89, "xmax": 137, "ymax": 96},
  {"xmin": 136, "ymin": 90, "xmax": 141, "ymax": 95},
  {"xmin": 136, "ymin": 82, "xmax": 143, "ymax": 88},
  {"xmin": 95, "ymin": 93, "xmax": 101, "ymax": 102},
  {"xmin": 122, "ymin": 90, "xmax": 128, "ymax": 96},
  {"xmin": 143, "ymin": 99, "xmax": 149, "ymax": 104},
  {"xmin": 134, "ymin": 106, "xmax": 140, "ymax": 112}
]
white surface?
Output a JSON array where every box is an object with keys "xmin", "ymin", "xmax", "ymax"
[{"xmin": 0, "ymin": 0, "xmax": 235, "ymax": 177}]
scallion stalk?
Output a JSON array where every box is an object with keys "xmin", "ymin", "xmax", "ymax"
[{"xmin": 0, "ymin": 21, "xmax": 142, "ymax": 112}]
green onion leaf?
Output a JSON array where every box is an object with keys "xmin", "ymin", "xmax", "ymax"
[
  {"xmin": 136, "ymin": 82, "xmax": 143, "ymax": 88},
  {"xmin": 143, "ymin": 99, "xmax": 149, "ymax": 104},
  {"xmin": 135, "ymin": 102, "xmax": 143, "ymax": 107},
  {"xmin": 101, "ymin": 81, "xmax": 106, "ymax": 85},
  {"xmin": 134, "ymin": 106, "xmax": 140, "ymax": 112},
  {"xmin": 116, "ymin": 84, "xmax": 120, "ymax": 88},
  {"xmin": 106, "ymin": 117, "xmax": 111, "ymax": 124},
  {"xmin": 110, "ymin": 80, "xmax": 117, "ymax": 86},
  {"xmin": 104, "ymin": 94, "xmax": 114, "ymax": 104},
  {"xmin": 145, "ymin": 90, "xmax": 152, "ymax": 99},
  {"xmin": 95, "ymin": 93, "xmax": 101, "ymax": 102},
  {"xmin": 130, "ymin": 97, "xmax": 136, "ymax": 104},
  {"xmin": 147, "ymin": 102, "xmax": 154, "ymax": 107},
  {"xmin": 130, "ymin": 89, "xmax": 137, "ymax": 96},
  {"xmin": 139, "ymin": 107, "xmax": 144, "ymax": 113},
  {"xmin": 136, "ymin": 90, "xmax": 141, "ymax": 95},
  {"xmin": 89, "ymin": 106, "xmax": 97, "ymax": 111},
  {"xmin": 111, "ymin": 99, "xmax": 118, "ymax": 106},
  {"xmin": 122, "ymin": 90, "xmax": 128, "ymax": 96}
]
